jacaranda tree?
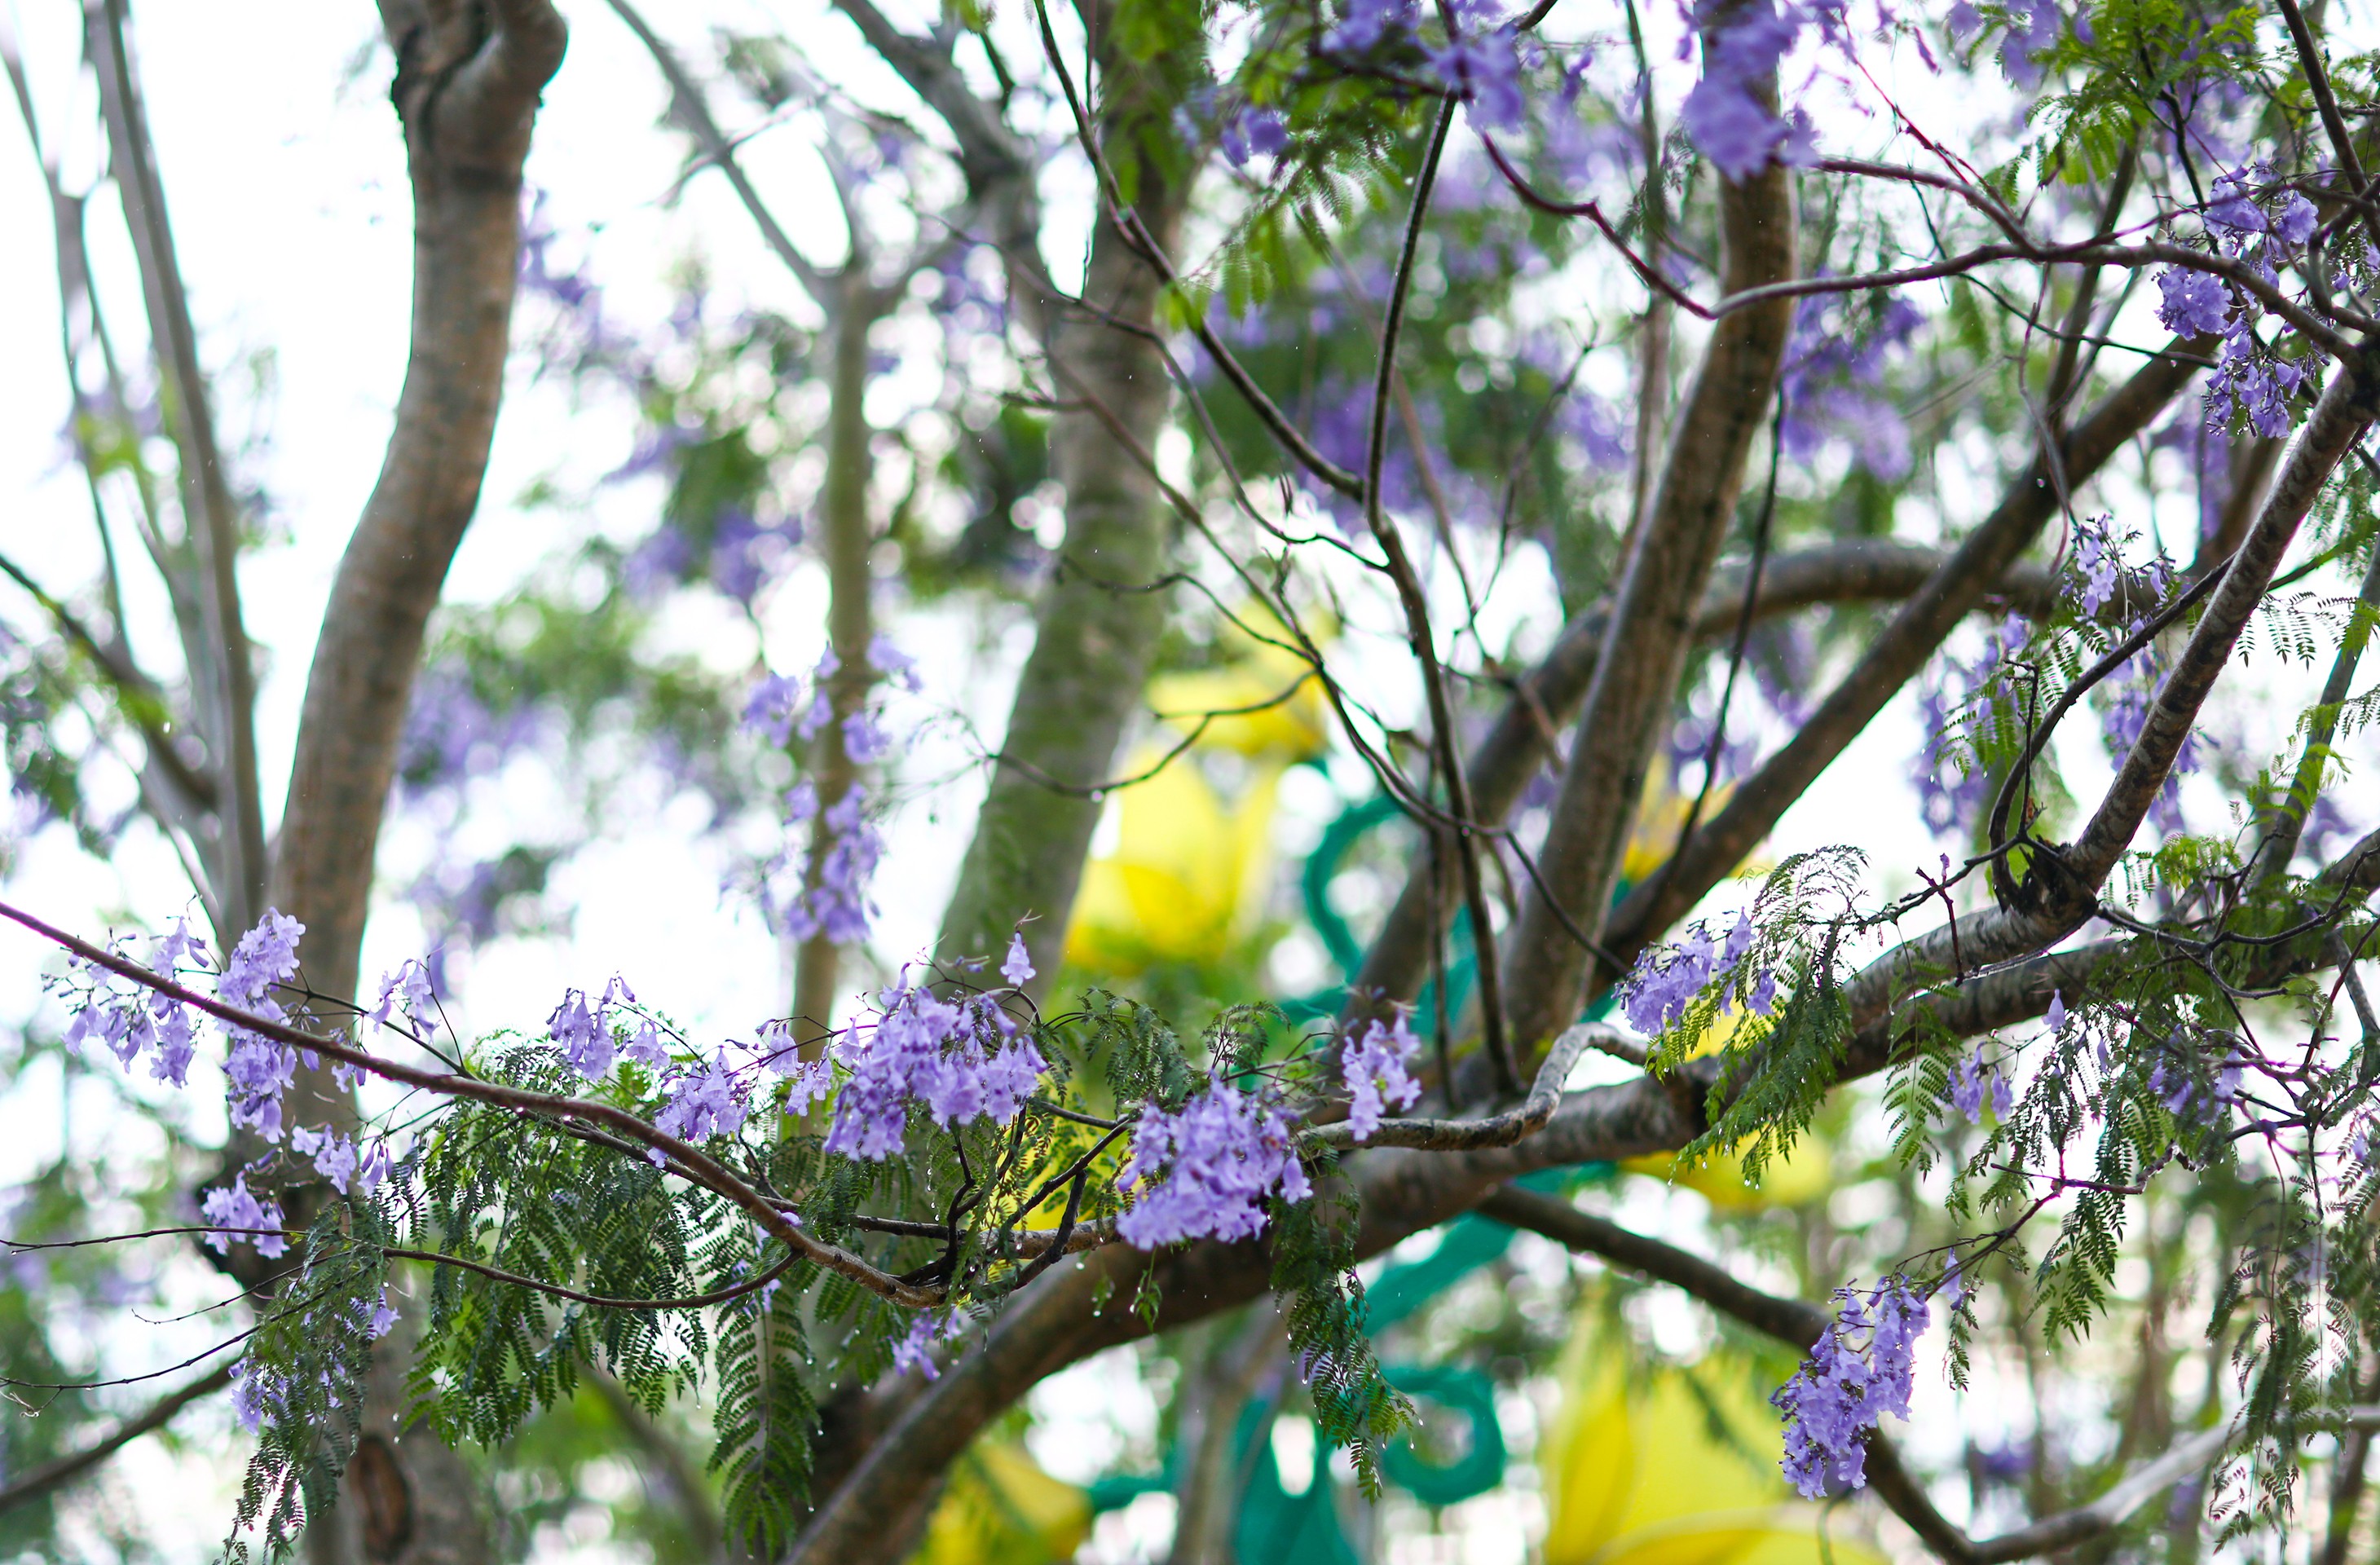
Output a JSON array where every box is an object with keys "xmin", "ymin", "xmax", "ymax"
[{"xmin": 5, "ymin": 0, "xmax": 2380, "ymax": 1561}]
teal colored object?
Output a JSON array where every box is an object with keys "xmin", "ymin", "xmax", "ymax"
[
  {"xmin": 1280, "ymin": 795, "xmax": 1474, "ymax": 1027},
  {"xmin": 1377, "ymin": 1364, "xmax": 1504, "ymax": 1507},
  {"xmin": 1233, "ymin": 1397, "xmax": 1360, "ymax": 1565}
]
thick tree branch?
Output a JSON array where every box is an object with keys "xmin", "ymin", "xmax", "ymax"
[
  {"xmin": 1603, "ymin": 338, "xmax": 2208, "ymax": 974},
  {"xmin": 276, "ymin": 0, "xmax": 569, "ymax": 1019},
  {"xmin": 1499, "ymin": 57, "xmax": 1798, "ymax": 1051},
  {"xmin": 934, "ymin": 0, "xmax": 1198, "ymax": 990}
]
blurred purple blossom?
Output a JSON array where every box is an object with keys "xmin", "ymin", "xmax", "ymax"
[
  {"xmin": 1946, "ymin": 1049, "xmax": 2012, "ymax": 1123},
  {"xmin": 1779, "ymin": 291, "xmax": 1923, "ymax": 480},
  {"xmin": 1679, "ymin": 0, "xmax": 1820, "ymax": 181},
  {"xmin": 202, "ymin": 1174, "xmax": 286, "ymax": 1259},
  {"xmin": 1325, "ymin": 0, "xmax": 1416, "ymax": 55}
]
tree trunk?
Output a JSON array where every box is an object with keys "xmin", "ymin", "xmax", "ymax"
[
  {"xmin": 793, "ymin": 287, "xmax": 884, "ymax": 1048},
  {"xmin": 275, "ymin": 4, "xmax": 567, "ymax": 1561},
  {"xmin": 1497, "ymin": 82, "xmax": 1798, "ymax": 1055},
  {"xmin": 933, "ymin": 2, "xmax": 1197, "ymax": 990}
]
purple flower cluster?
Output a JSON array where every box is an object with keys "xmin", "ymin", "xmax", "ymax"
[
  {"xmin": 63, "ymin": 920, "xmax": 207, "ymax": 1088},
  {"xmin": 1219, "ymin": 105, "xmax": 1289, "ymax": 166},
  {"xmin": 218, "ymin": 912, "xmax": 309, "ymax": 1142},
  {"xmin": 654, "ymin": 1050, "xmax": 753, "ymax": 1144},
  {"xmin": 1914, "ymin": 613, "xmax": 2030, "ymax": 838},
  {"xmin": 1779, "ymin": 290, "xmax": 1924, "ymax": 481},
  {"xmin": 1324, "ymin": 0, "xmax": 1415, "ymax": 55},
  {"xmin": 1773, "ymin": 1276, "xmax": 1928, "ymax": 1497},
  {"xmin": 202, "ymin": 1175, "xmax": 287, "ymax": 1259},
  {"xmin": 1946, "ymin": 1048, "xmax": 2012, "ymax": 1123},
  {"xmin": 1341, "ymin": 1012, "xmax": 1423, "ymax": 1140},
  {"xmin": 289, "ymin": 1126, "xmax": 391, "ymax": 1197},
  {"xmin": 546, "ymin": 975, "xmax": 663, "ymax": 1080},
  {"xmin": 366, "ymin": 959, "xmax": 440, "ymax": 1040},
  {"xmin": 743, "ymin": 641, "xmax": 921, "ymax": 949},
  {"xmin": 2156, "ymin": 168, "xmax": 2325, "ymax": 438},
  {"xmin": 822, "ymin": 971, "xmax": 1047, "ymax": 1161},
  {"xmin": 1619, "ymin": 910, "xmax": 1775, "ymax": 1037},
  {"xmin": 1116, "ymin": 1078, "xmax": 1311, "ymax": 1248},
  {"xmin": 1428, "ymin": 18, "xmax": 1526, "ymax": 132}
]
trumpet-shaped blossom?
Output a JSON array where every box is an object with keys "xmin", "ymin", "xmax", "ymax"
[
  {"xmin": 1620, "ymin": 910, "xmax": 1774, "ymax": 1036},
  {"xmin": 368, "ymin": 959, "xmax": 440, "ymax": 1038},
  {"xmin": 203, "ymin": 1175, "xmax": 287, "ymax": 1259},
  {"xmin": 1946, "ymin": 1051, "xmax": 2012, "ymax": 1123},
  {"xmin": 1117, "ymin": 1078, "xmax": 1311, "ymax": 1248},
  {"xmin": 2155, "ymin": 270, "xmax": 2232, "ymax": 338},
  {"xmin": 824, "ymin": 980, "xmax": 1046, "ymax": 1160},
  {"xmin": 655, "ymin": 1049, "xmax": 753, "ymax": 1144},
  {"xmin": 1002, "ymin": 932, "xmax": 1035, "ymax": 989},
  {"xmin": 1774, "ymin": 1277, "xmax": 1927, "ymax": 1497},
  {"xmin": 1342, "ymin": 1012, "xmax": 1422, "ymax": 1140},
  {"xmin": 1679, "ymin": 0, "xmax": 1821, "ymax": 181}
]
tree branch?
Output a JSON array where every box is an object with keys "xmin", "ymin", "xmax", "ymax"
[
  {"xmin": 87, "ymin": 0, "xmax": 269, "ymax": 941},
  {"xmin": 1602, "ymin": 337, "xmax": 2208, "ymax": 976},
  {"xmin": 1498, "ymin": 51, "xmax": 1798, "ymax": 1051},
  {"xmin": 1483, "ymin": 1186, "xmax": 2231, "ymax": 1565},
  {"xmin": 0, "ymin": 1361, "xmax": 232, "ymax": 1516}
]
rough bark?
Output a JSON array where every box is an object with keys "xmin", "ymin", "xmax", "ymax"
[
  {"xmin": 1497, "ymin": 86, "xmax": 1797, "ymax": 1053},
  {"xmin": 272, "ymin": 5, "xmax": 567, "ymax": 1562},
  {"xmin": 793, "ymin": 289, "xmax": 888, "ymax": 1047},
  {"xmin": 934, "ymin": 1, "xmax": 1197, "ymax": 991},
  {"xmin": 275, "ymin": 0, "xmax": 564, "ymax": 1019}
]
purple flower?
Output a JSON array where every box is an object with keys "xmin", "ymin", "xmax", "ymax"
[
  {"xmin": 292, "ymin": 1125, "xmax": 364, "ymax": 1193},
  {"xmin": 2045, "ymin": 990, "xmax": 2068, "ymax": 1033},
  {"xmin": 1946, "ymin": 1051, "xmax": 2012, "ymax": 1124},
  {"xmin": 202, "ymin": 1175, "xmax": 287, "ymax": 1259},
  {"xmin": 1220, "ymin": 106, "xmax": 1290, "ymax": 165},
  {"xmin": 1679, "ymin": 0, "xmax": 1809, "ymax": 181},
  {"xmin": 1341, "ymin": 1013, "xmax": 1423, "ymax": 1140},
  {"xmin": 1002, "ymin": 932, "xmax": 1035, "ymax": 989},
  {"xmin": 1427, "ymin": 30, "xmax": 1525, "ymax": 132},
  {"xmin": 892, "ymin": 1312, "xmax": 941, "ymax": 1379},
  {"xmin": 743, "ymin": 672, "xmax": 805, "ymax": 745},
  {"xmin": 844, "ymin": 709, "xmax": 892, "ymax": 765},
  {"xmin": 1620, "ymin": 910, "xmax": 1769, "ymax": 1036},
  {"xmin": 869, "ymin": 636, "xmax": 924, "ymax": 693},
  {"xmin": 654, "ymin": 1049, "xmax": 752, "ymax": 1143},
  {"xmin": 1117, "ymin": 1076, "xmax": 1311, "ymax": 1248},
  {"xmin": 2276, "ymin": 192, "xmax": 2318, "ymax": 248},
  {"xmin": 548, "ymin": 988, "xmax": 615, "ymax": 1079},
  {"xmin": 2202, "ymin": 172, "xmax": 2267, "ymax": 236},
  {"xmin": 1774, "ymin": 1277, "xmax": 1927, "ymax": 1497},
  {"xmin": 824, "ymin": 977, "xmax": 1042, "ymax": 1159},
  {"xmin": 2154, "ymin": 270, "xmax": 2232, "ymax": 337},
  {"xmin": 367, "ymin": 959, "xmax": 439, "ymax": 1038},
  {"xmin": 1325, "ymin": 0, "xmax": 1415, "ymax": 54}
]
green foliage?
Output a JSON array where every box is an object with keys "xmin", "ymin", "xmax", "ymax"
[
  {"xmin": 1268, "ymin": 1164, "xmax": 1412, "ymax": 1495},
  {"xmin": 226, "ymin": 1204, "xmax": 391, "ymax": 1561}
]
